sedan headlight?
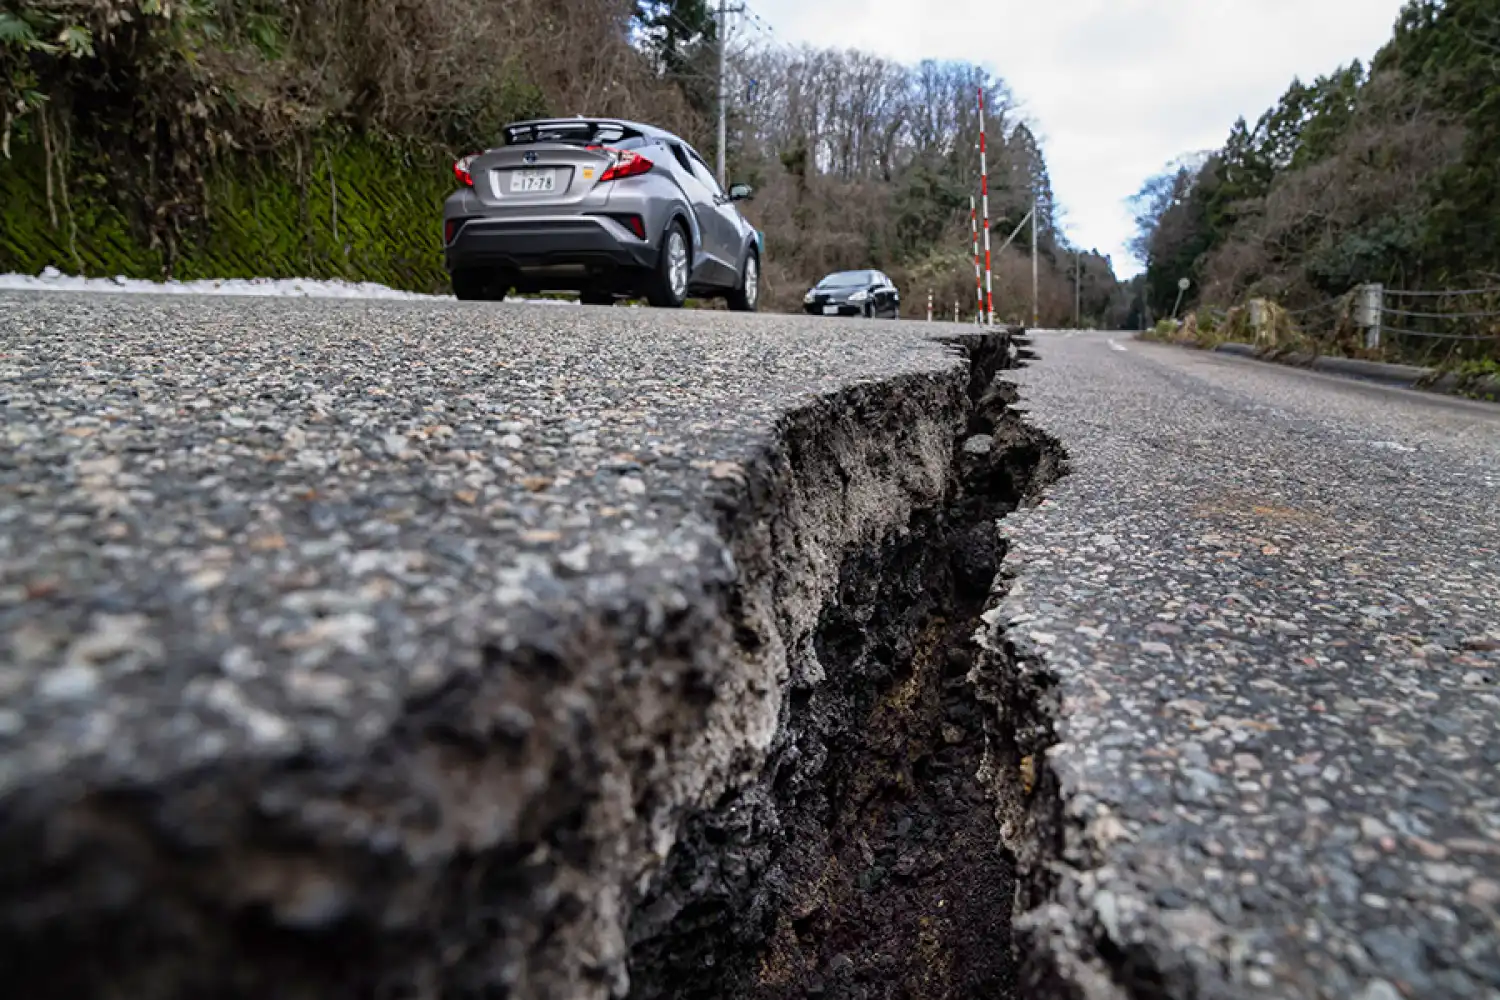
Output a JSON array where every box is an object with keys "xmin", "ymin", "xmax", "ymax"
[
  {"xmin": 848, "ymin": 290, "xmax": 869, "ymax": 303},
  {"xmin": 803, "ymin": 290, "xmax": 817, "ymax": 302}
]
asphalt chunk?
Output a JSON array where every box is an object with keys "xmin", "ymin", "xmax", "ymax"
[{"xmin": 0, "ymin": 292, "xmax": 1030, "ymax": 1000}]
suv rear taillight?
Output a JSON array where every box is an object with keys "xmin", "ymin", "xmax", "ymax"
[
  {"xmin": 454, "ymin": 155, "xmax": 476, "ymax": 187},
  {"xmin": 598, "ymin": 149, "xmax": 652, "ymax": 182},
  {"xmin": 444, "ymin": 218, "xmax": 466, "ymax": 244}
]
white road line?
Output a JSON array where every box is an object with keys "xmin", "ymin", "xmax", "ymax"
[{"xmin": 1108, "ymin": 338, "xmax": 1128, "ymax": 352}]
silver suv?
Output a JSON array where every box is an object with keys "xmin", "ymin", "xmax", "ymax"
[{"xmin": 443, "ymin": 117, "xmax": 763, "ymax": 309}]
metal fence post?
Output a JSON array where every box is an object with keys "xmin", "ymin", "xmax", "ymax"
[
  {"xmin": 1356, "ymin": 283, "xmax": 1383, "ymax": 350},
  {"xmin": 1249, "ymin": 299, "xmax": 1267, "ymax": 345}
]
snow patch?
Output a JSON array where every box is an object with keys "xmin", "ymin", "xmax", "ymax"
[
  {"xmin": 0, "ymin": 266, "xmax": 445, "ymax": 299},
  {"xmin": 0, "ymin": 266, "xmax": 578, "ymax": 304}
]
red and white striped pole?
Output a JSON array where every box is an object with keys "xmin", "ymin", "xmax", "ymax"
[
  {"xmin": 978, "ymin": 86, "xmax": 994, "ymax": 326},
  {"xmin": 970, "ymin": 196, "xmax": 983, "ymax": 325}
]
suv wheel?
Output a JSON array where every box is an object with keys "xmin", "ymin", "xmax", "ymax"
[
  {"xmin": 645, "ymin": 222, "xmax": 690, "ymax": 308},
  {"xmin": 726, "ymin": 250, "xmax": 760, "ymax": 312}
]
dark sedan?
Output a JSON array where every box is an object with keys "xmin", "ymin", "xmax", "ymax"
[{"xmin": 802, "ymin": 269, "xmax": 901, "ymax": 319}]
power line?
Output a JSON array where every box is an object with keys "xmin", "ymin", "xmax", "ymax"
[
  {"xmin": 1382, "ymin": 304, "xmax": 1500, "ymax": 320},
  {"xmin": 1386, "ymin": 286, "xmax": 1500, "ymax": 298},
  {"xmin": 740, "ymin": 3, "xmax": 778, "ymax": 41},
  {"xmin": 663, "ymin": 42, "xmax": 761, "ymax": 85},
  {"xmin": 1379, "ymin": 325, "xmax": 1500, "ymax": 341},
  {"xmin": 1282, "ymin": 296, "xmax": 1344, "ymax": 316}
]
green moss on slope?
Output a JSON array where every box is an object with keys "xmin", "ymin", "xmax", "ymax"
[{"xmin": 1, "ymin": 136, "xmax": 453, "ymax": 292}]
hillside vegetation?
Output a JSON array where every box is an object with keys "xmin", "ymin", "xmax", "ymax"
[
  {"xmin": 1130, "ymin": 0, "xmax": 1500, "ymax": 361},
  {"xmin": 0, "ymin": 0, "xmax": 1123, "ymax": 321}
]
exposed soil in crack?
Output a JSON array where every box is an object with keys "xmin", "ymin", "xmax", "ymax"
[{"xmin": 627, "ymin": 335, "xmax": 1068, "ymax": 1000}]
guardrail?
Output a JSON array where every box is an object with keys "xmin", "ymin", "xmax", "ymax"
[{"xmin": 1191, "ymin": 283, "xmax": 1500, "ymax": 365}]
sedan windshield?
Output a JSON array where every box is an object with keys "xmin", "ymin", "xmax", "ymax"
[{"xmin": 817, "ymin": 271, "xmax": 871, "ymax": 288}]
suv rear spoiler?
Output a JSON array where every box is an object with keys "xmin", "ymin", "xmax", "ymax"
[{"xmin": 503, "ymin": 119, "xmax": 646, "ymax": 147}]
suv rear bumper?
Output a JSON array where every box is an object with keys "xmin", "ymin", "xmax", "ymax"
[{"xmin": 444, "ymin": 216, "xmax": 657, "ymax": 275}]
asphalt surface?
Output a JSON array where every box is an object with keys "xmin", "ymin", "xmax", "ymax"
[
  {"xmin": 0, "ymin": 292, "xmax": 964, "ymax": 801},
  {"xmin": 0, "ymin": 291, "xmax": 987, "ymax": 998},
  {"xmin": 1004, "ymin": 331, "xmax": 1500, "ymax": 1000},
  {"xmin": 2, "ymin": 295, "xmax": 1498, "ymax": 1000}
]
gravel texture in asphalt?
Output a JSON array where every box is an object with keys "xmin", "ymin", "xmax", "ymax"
[
  {"xmin": 0, "ymin": 292, "xmax": 1007, "ymax": 999},
  {"xmin": 1003, "ymin": 331, "xmax": 1500, "ymax": 1000},
  {"xmin": 5, "ymin": 294, "xmax": 1499, "ymax": 1000},
  {"xmin": 0, "ymin": 295, "xmax": 946, "ymax": 794}
]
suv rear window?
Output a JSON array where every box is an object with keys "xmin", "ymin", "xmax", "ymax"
[{"xmin": 503, "ymin": 120, "xmax": 646, "ymax": 148}]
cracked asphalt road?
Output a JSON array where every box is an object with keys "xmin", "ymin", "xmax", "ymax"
[
  {"xmin": 0, "ymin": 291, "xmax": 993, "ymax": 999},
  {"xmin": 0, "ymin": 291, "xmax": 968, "ymax": 801},
  {"xmin": 3, "ymin": 291, "xmax": 1498, "ymax": 1000},
  {"xmin": 1004, "ymin": 331, "xmax": 1500, "ymax": 1000}
]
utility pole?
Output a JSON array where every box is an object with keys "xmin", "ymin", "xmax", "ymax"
[
  {"xmin": 716, "ymin": 0, "xmax": 729, "ymax": 188},
  {"xmin": 1031, "ymin": 197, "xmax": 1039, "ymax": 328},
  {"xmin": 1074, "ymin": 250, "xmax": 1081, "ymax": 328},
  {"xmin": 713, "ymin": 0, "xmax": 748, "ymax": 188}
]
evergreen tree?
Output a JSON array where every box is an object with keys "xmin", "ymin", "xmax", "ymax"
[
  {"xmin": 1007, "ymin": 123, "xmax": 1057, "ymax": 243},
  {"xmin": 632, "ymin": 0, "xmax": 719, "ymax": 118}
]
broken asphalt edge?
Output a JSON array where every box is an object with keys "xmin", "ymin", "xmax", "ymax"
[{"xmin": 0, "ymin": 322, "xmax": 1114, "ymax": 1000}]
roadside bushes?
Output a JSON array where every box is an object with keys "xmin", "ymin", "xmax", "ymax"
[{"xmin": 0, "ymin": 0, "xmax": 677, "ymax": 276}]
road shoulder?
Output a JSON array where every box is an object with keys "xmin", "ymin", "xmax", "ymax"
[
  {"xmin": 1001, "ymin": 331, "xmax": 1500, "ymax": 1000},
  {"xmin": 1134, "ymin": 335, "xmax": 1500, "ymax": 403}
]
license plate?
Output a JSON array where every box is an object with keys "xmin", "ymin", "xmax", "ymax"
[
  {"xmin": 510, "ymin": 169, "xmax": 555, "ymax": 193},
  {"xmin": 823, "ymin": 305, "xmax": 839, "ymax": 315}
]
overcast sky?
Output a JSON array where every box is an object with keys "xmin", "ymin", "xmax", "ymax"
[{"xmin": 745, "ymin": 0, "xmax": 1408, "ymax": 277}]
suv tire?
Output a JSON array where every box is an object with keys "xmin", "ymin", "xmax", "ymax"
[
  {"xmin": 645, "ymin": 222, "xmax": 690, "ymax": 308},
  {"xmin": 726, "ymin": 249, "xmax": 760, "ymax": 313}
]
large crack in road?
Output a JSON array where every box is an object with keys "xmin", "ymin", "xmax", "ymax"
[
  {"xmin": 0, "ymin": 297, "xmax": 1087, "ymax": 1000},
  {"xmin": 15, "ymin": 302, "xmax": 1491, "ymax": 1000},
  {"xmin": 627, "ymin": 335, "xmax": 1069, "ymax": 999}
]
